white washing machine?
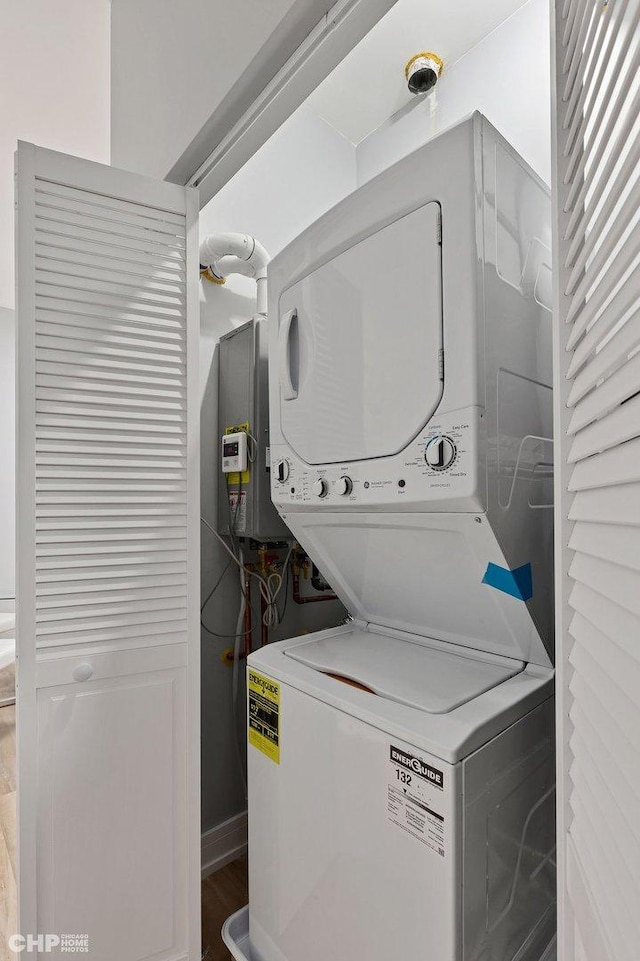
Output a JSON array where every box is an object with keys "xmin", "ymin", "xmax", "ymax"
[{"xmin": 223, "ymin": 113, "xmax": 556, "ymax": 961}]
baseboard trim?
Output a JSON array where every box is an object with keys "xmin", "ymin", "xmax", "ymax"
[{"xmin": 201, "ymin": 810, "xmax": 248, "ymax": 879}]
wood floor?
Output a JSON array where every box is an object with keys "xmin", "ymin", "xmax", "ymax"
[
  {"xmin": 202, "ymin": 856, "xmax": 248, "ymax": 960},
  {"xmin": 0, "ymin": 703, "xmax": 16, "ymax": 961}
]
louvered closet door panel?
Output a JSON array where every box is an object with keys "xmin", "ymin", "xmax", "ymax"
[
  {"xmin": 16, "ymin": 142, "xmax": 200, "ymax": 960},
  {"xmin": 33, "ymin": 172, "xmax": 190, "ymax": 652},
  {"xmin": 552, "ymin": 4, "xmax": 640, "ymax": 961}
]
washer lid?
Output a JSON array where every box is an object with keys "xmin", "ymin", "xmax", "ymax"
[{"xmin": 286, "ymin": 629, "xmax": 524, "ymax": 715}]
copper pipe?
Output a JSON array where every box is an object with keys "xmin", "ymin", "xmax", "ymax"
[
  {"xmin": 257, "ymin": 544, "xmax": 269, "ymax": 578},
  {"xmin": 292, "ymin": 570, "xmax": 337, "ymax": 605}
]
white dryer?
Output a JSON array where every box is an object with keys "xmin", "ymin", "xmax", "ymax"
[{"xmin": 224, "ymin": 113, "xmax": 556, "ymax": 961}]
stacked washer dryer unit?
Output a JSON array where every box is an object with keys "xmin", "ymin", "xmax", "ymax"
[{"xmin": 225, "ymin": 113, "xmax": 555, "ymax": 961}]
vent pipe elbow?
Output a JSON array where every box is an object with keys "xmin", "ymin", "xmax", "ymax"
[{"xmin": 199, "ymin": 232, "xmax": 270, "ymax": 314}]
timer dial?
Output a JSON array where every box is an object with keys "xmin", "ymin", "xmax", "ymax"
[
  {"xmin": 275, "ymin": 459, "xmax": 290, "ymax": 483},
  {"xmin": 336, "ymin": 476, "xmax": 353, "ymax": 496}
]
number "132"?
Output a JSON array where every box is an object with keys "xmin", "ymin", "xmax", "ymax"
[{"xmin": 395, "ymin": 769, "xmax": 412, "ymax": 786}]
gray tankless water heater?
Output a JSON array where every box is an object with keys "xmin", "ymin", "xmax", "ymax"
[{"xmin": 217, "ymin": 317, "xmax": 291, "ymax": 542}]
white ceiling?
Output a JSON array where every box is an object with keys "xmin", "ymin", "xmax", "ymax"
[{"xmin": 306, "ymin": 0, "xmax": 531, "ymax": 144}]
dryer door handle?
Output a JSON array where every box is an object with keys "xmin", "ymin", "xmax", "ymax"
[{"xmin": 278, "ymin": 308, "xmax": 298, "ymax": 401}]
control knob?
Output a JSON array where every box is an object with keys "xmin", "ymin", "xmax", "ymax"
[
  {"xmin": 275, "ymin": 459, "xmax": 290, "ymax": 483},
  {"xmin": 336, "ymin": 476, "xmax": 353, "ymax": 496},
  {"xmin": 425, "ymin": 436, "xmax": 456, "ymax": 470},
  {"xmin": 312, "ymin": 478, "xmax": 329, "ymax": 498}
]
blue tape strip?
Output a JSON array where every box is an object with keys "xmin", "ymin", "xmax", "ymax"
[{"xmin": 482, "ymin": 562, "xmax": 533, "ymax": 601}]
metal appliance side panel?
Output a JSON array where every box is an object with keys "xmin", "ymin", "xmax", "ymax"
[
  {"xmin": 462, "ymin": 697, "xmax": 556, "ymax": 961},
  {"xmin": 253, "ymin": 318, "xmax": 291, "ymax": 540},
  {"xmin": 481, "ymin": 125, "xmax": 554, "ymax": 658}
]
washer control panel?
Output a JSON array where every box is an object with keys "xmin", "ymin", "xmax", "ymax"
[{"xmin": 271, "ymin": 407, "xmax": 483, "ymax": 511}]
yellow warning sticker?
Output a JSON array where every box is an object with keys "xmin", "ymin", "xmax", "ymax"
[
  {"xmin": 248, "ymin": 670, "xmax": 280, "ymax": 765},
  {"xmin": 225, "ymin": 422, "xmax": 250, "ymax": 485}
]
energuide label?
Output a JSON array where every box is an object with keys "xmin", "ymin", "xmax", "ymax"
[
  {"xmin": 387, "ymin": 744, "xmax": 446, "ymax": 857},
  {"xmin": 248, "ymin": 670, "xmax": 280, "ymax": 764}
]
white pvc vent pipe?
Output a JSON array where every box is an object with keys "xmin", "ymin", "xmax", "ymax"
[{"xmin": 199, "ymin": 232, "xmax": 270, "ymax": 315}]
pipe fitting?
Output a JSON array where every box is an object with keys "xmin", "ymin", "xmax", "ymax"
[
  {"xmin": 404, "ymin": 51, "xmax": 443, "ymax": 95},
  {"xmin": 199, "ymin": 232, "xmax": 270, "ymax": 314},
  {"xmin": 199, "ymin": 232, "xmax": 270, "ymax": 281}
]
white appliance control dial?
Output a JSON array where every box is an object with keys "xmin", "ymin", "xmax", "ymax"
[
  {"xmin": 425, "ymin": 436, "xmax": 456, "ymax": 470},
  {"xmin": 275, "ymin": 459, "xmax": 290, "ymax": 483},
  {"xmin": 336, "ymin": 476, "xmax": 353, "ymax": 496},
  {"xmin": 313, "ymin": 478, "xmax": 329, "ymax": 498}
]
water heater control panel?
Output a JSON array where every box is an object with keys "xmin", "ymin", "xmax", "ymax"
[
  {"xmin": 221, "ymin": 431, "xmax": 248, "ymax": 473},
  {"xmin": 271, "ymin": 407, "xmax": 484, "ymax": 513}
]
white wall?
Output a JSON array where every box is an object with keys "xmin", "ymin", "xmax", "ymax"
[
  {"xmin": 356, "ymin": 0, "xmax": 550, "ymax": 186},
  {"xmin": 0, "ymin": 0, "xmax": 110, "ymax": 600},
  {"xmin": 0, "ymin": 0, "xmax": 111, "ymax": 311},
  {"xmin": 110, "ymin": 0, "xmax": 339, "ymax": 182},
  {"xmin": 199, "ymin": 105, "xmax": 356, "ymax": 832}
]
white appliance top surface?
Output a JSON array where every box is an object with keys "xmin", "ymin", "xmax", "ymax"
[
  {"xmin": 251, "ymin": 623, "xmax": 553, "ymax": 762},
  {"xmin": 286, "ymin": 629, "xmax": 524, "ymax": 715}
]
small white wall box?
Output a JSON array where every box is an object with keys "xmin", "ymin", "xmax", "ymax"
[{"xmin": 221, "ymin": 431, "xmax": 248, "ymax": 473}]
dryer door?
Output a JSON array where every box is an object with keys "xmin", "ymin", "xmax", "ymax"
[{"xmin": 277, "ymin": 202, "xmax": 443, "ymax": 465}]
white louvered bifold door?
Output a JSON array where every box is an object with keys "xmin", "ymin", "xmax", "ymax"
[
  {"xmin": 15, "ymin": 143, "xmax": 200, "ymax": 960},
  {"xmin": 552, "ymin": 3, "xmax": 640, "ymax": 960}
]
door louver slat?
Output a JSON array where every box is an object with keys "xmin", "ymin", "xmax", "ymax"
[{"xmin": 34, "ymin": 180, "xmax": 186, "ymax": 224}]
